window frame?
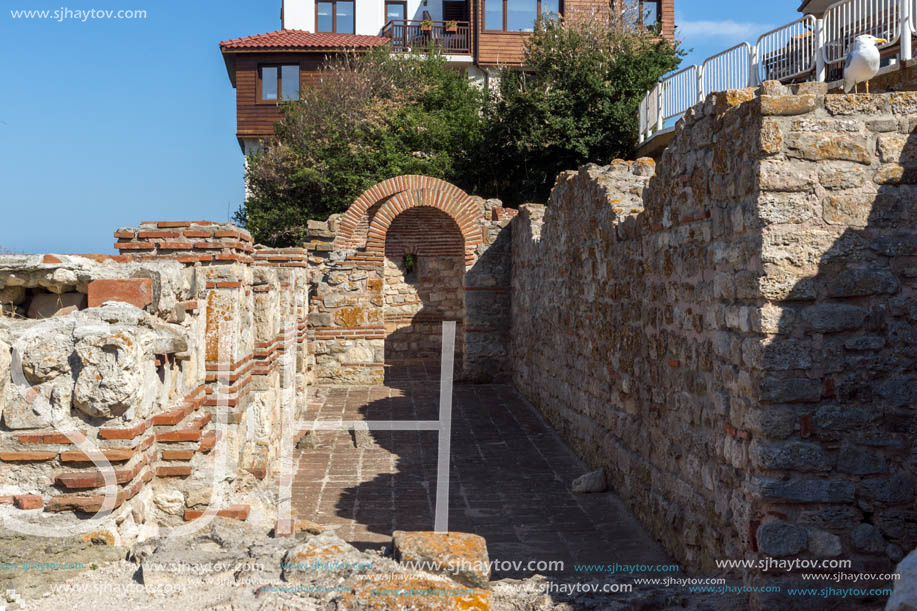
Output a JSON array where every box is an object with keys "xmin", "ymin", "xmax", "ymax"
[
  {"xmin": 482, "ymin": 0, "xmax": 562, "ymax": 33},
  {"xmin": 384, "ymin": 0, "xmax": 407, "ymax": 23},
  {"xmin": 315, "ymin": 0, "xmax": 356, "ymax": 33},
  {"xmin": 637, "ymin": 0, "xmax": 661, "ymax": 29},
  {"xmin": 256, "ymin": 63, "xmax": 301, "ymax": 104}
]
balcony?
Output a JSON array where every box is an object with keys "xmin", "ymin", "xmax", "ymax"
[{"xmin": 382, "ymin": 19, "xmax": 472, "ymax": 55}]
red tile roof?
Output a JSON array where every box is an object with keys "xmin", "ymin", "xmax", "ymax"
[{"xmin": 220, "ymin": 29, "xmax": 390, "ymax": 51}]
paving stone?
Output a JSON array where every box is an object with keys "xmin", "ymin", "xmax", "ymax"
[{"xmin": 292, "ymin": 371, "xmax": 673, "ymax": 578}]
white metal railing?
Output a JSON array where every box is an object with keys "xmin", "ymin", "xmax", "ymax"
[
  {"xmin": 757, "ymin": 16, "xmax": 818, "ymax": 82},
  {"xmin": 638, "ymin": 0, "xmax": 916, "ymax": 144},
  {"xmin": 703, "ymin": 43, "xmax": 754, "ymax": 93},
  {"xmin": 662, "ymin": 65, "xmax": 700, "ymax": 122},
  {"xmin": 822, "ymin": 0, "xmax": 899, "ymax": 64}
]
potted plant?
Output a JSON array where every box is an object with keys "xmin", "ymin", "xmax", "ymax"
[
  {"xmin": 445, "ymin": 20, "xmax": 458, "ymax": 32},
  {"xmin": 420, "ymin": 18, "xmax": 433, "ymax": 31}
]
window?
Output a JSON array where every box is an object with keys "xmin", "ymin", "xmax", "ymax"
[
  {"xmin": 642, "ymin": 0, "xmax": 658, "ymax": 27},
  {"xmin": 485, "ymin": 0, "xmax": 503, "ymax": 30},
  {"xmin": 485, "ymin": 0, "xmax": 561, "ymax": 31},
  {"xmin": 385, "ymin": 1, "xmax": 406, "ymax": 21},
  {"xmin": 258, "ymin": 64, "xmax": 300, "ymax": 103},
  {"xmin": 622, "ymin": 0, "xmax": 660, "ymax": 30},
  {"xmin": 316, "ymin": 0, "xmax": 354, "ymax": 33}
]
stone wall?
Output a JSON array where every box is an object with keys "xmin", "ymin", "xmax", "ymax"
[
  {"xmin": 511, "ymin": 84, "xmax": 916, "ymax": 602},
  {"xmin": 0, "ymin": 222, "xmax": 309, "ymax": 543}
]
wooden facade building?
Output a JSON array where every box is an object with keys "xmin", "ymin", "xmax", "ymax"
[{"xmin": 221, "ymin": 0, "xmax": 675, "ymax": 152}]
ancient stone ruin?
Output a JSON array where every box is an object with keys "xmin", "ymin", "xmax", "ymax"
[{"xmin": 0, "ymin": 83, "xmax": 915, "ymax": 610}]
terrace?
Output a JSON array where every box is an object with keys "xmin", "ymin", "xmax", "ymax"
[
  {"xmin": 381, "ymin": 18, "xmax": 473, "ymax": 55},
  {"xmin": 638, "ymin": 0, "xmax": 914, "ymax": 152}
]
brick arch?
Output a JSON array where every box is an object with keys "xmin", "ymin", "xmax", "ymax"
[
  {"xmin": 365, "ymin": 188, "xmax": 483, "ymax": 265},
  {"xmin": 335, "ymin": 175, "xmax": 482, "ymax": 250}
]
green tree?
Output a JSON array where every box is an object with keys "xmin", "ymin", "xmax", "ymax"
[
  {"xmin": 237, "ymin": 47, "xmax": 488, "ymax": 246},
  {"xmin": 483, "ymin": 15, "xmax": 682, "ymax": 204}
]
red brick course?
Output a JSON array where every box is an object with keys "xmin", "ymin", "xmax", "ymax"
[
  {"xmin": 184, "ymin": 504, "xmax": 250, "ymax": 522},
  {"xmin": 16, "ymin": 431, "xmax": 86, "ymax": 444},
  {"xmin": 0, "ymin": 451, "xmax": 58, "ymax": 462},
  {"xmin": 13, "ymin": 494, "xmax": 43, "ymax": 510},
  {"xmin": 87, "ymin": 278, "xmax": 153, "ymax": 309}
]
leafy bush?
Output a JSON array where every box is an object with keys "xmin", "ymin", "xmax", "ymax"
[
  {"xmin": 237, "ymin": 47, "xmax": 487, "ymax": 246},
  {"xmin": 482, "ymin": 14, "xmax": 682, "ymax": 205}
]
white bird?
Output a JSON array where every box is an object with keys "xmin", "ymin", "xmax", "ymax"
[{"xmin": 843, "ymin": 34, "xmax": 887, "ymax": 93}]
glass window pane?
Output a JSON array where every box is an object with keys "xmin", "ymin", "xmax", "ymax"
[
  {"xmin": 540, "ymin": 0, "xmax": 560, "ymax": 18},
  {"xmin": 336, "ymin": 1, "xmax": 354, "ymax": 34},
  {"xmin": 386, "ymin": 2, "xmax": 405, "ymax": 20},
  {"xmin": 485, "ymin": 0, "xmax": 503, "ymax": 30},
  {"xmin": 316, "ymin": 2, "xmax": 333, "ymax": 32},
  {"xmin": 261, "ymin": 66, "xmax": 278, "ymax": 100},
  {"xmin": 643, "ymin": 1, "xmax": 658, "ymax": 27},
  {"xmin": 281, "ymin": 65, "xmax": 299, "ymax": 100},
  {"xmin": 506, "ymin": 0, "xmax": 537, "ymax": 31}
]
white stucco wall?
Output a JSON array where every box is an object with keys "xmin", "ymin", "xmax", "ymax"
[
  {"xmin": 283, "ymin": 0, "xmax": 314, "ymax": 31},
  {"xmin": 282, "ymin": 0, "xmax": 444, "ymax": 35}
]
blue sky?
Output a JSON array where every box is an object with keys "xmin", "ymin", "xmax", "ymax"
[{"xmin": 2, "ymin": 0, "xmax": 802, "ymax": 254}]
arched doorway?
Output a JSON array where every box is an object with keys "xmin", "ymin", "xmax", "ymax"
[{"xmin": 381, "ymin": 206, "xmax": 466, "ymax": 370}]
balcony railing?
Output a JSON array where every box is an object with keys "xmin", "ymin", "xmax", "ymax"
[
  {"xmin": 381, "ymin": 19, "xmax": 472, "ymax": 55},
  {"xmin": 639, "ymin": 0, "xmax": 917, "ymax": 144}
]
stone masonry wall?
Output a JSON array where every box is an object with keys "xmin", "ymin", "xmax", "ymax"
[
  {"xmin": 0, "ymin": 222, "xmax": 309, "ymax": 544},
  {"xmin": 511, "ymin": 84, "xmax": 916, "ymax": 604}
]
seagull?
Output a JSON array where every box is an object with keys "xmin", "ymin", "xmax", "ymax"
[{"xmin": 843, "ymin": 34, "xmax": 887, "ymax": 93}]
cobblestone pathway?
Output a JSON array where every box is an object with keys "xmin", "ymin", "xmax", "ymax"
[{"xmin": 292, "ymin": 365, "xmax": 673, "ymax": 578}]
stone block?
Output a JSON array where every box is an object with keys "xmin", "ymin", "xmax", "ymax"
[
  {"xmin": 794, "ymin": 82, "xmax": 828, "ymax": 96},
  {"xmin": 571, "ymin": 469, "xmax": 607, "ymax": 493},
  {"xmin": 877, "ymin": 133, "xmax": 911, "ymax": 164},
  {"xmin": 786, "ymin": 132, "xmax": 872, "ymax": 164},
  {"xmin": 819, "ymin": 164, "xmax": 869, "ymax": 190},
  {"xmin": 800, "ymin": 304, "xmax": 867, "ymax": 333},
  {"xmin": 825, "ymin": 268, "xmax": 899, "ymax": 297},
  {"xmin": 814, "ymin": 403, "xmax": 875, "ymax": 431},
  {"xmin": 851, "ymin": 523, "xmax": 885, "ymax": 554},
  {"xmin": 822, "ymin": 192, "xmax": 875, "ymax": 226},
  {"xmin": 27, "ymin": 292, "xmax": 86, "ymax": 319},
  {"xmin": 837, "ymin": 444, "xmax": 886, "ymax": 475},
  {"xmin": 759, "ymin": 159, "xmax": 818, "ymax": 192},
  {"xmin": 87, "ymin": 278, "xmax": 153, "ymax": 309},
  {"xmin": 886, "ymin": 549, "xmax": 917, "ymax": 611},
  {"xmin": 756, "ymin": 192, "xmax": 817, "ymax": 225},
  {"xmin": 0, "ymin": 286, "xmax": 26, "ymax": 305},
  {"xmin": 749, "ymin": 440, "xmax": 833, "ymax": 471},
  {"xmin": 73, "ymin": 330, "xmax": 145, "ymax": 419},
  {"xmin": 757, "ymin": 520, "xmax": 807, "ymax": 557},
  {"xmin": 392, "ymin": 531, "xmax": 490, "ymax": 588},
  {"xmin": 760, "ymin": 94, "xmax": 815, "ymax": 116},
  {"xmin": 759, "ymin": 119, "xmax": 784, "ymax": 154},
  {"xmin": 761, "ymin": 377, "xmax": 822, "ymax": 403},
  {"xmin": 860, "ymin": 474, "xmax": 915, "ymax": 505},
  {"xmin": 824, "ymin": 94, "xmax": 888, "ymax": 116},
  {"xmin": 756, "ymin": 478, "xmax": 855, "ymax": 503},
  {"xmin": 807, "ymin": 529, "xmax": 842, "ymax": 557}
]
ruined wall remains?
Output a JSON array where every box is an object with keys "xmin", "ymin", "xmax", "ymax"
[
  {"xmin": 0, "ymin": 222, "xmax": 308, "ymax": 543},
  {"xmin": 305, "ymin": 176, "xmax": 515, "ymax": 384},
  {"xmin": 512, "ymin": 84, "xmax": 916, "ymax": 602}
]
